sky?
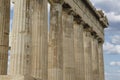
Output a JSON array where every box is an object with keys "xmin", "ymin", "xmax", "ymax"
[
  {"xmin": 90, "ymin": 0, "xmax": 120, "ymax": 80},
  {"xmin": 10, "ymin": 1, "xmax": 120, "ymax": 80}
]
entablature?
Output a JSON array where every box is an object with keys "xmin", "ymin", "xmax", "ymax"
[{"xmin": 63, "ymin": 0, "xmax": 109, "ymax": 41}]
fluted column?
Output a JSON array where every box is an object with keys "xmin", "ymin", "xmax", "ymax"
[
  {"xmin": 98, "ymin": 40, "xmax": 104, "ymax": 80},
  {"xmin": 91, "ymin": 34, "xmax": 99, "ymax": 80},
  {"xmin": 74, "ymin": 21, "xmax": 85, "ymax": 80},
  {"xmin": 9, "ymin": 0, "xmax": 31, "ymax": 75},
  {"xmin": 48, "ymin": 0, "xmax": 64, "ymax": 80},
  {"xmin": 0, "ymin": 0, "xmax": 10, "ymax": 75},
  {"xmin": 83, "ymin": 27, "xmax": 93, "ymax": 80},
  {"xmin": 30, "ymin": 0, "xmax": 48, "ymax": 80},
  {"xmin": 62, "ymin": 11, "xmax": 75, "ymax": 80}
]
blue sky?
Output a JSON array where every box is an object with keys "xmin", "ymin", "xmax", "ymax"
[
  {"xmin": 10, "ymin": 1, "xmax": 120, "ymax": 80},
  {"xmin": 90, "ymin": 0, "xmax": 120, "ymax": 80}
]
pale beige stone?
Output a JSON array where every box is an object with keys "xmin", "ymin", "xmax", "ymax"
[
  {"xmin": 83, "ymin": 28, "xmax": 93, "ymax": 80},
  {"xmin": 0, "ymin": 75, "xmax": 34, "ymax": 80},
  {"xmin": 0, "ymin": 0, "xmax": 108, "ymax": 80},
  {"xmin": 74, "ymin": 23, "xmax": 85, "ymax": 80},
  {"xmin": 30, "ymin": 0, "xmax": 48, "ymax": 80},
  {"xmin": 62, "ymin": 12, "xmax": 75, "ymax": 80},
  {"xmin": 8, "ymin": 0, "xmax": 31, "ymax": 75},
  {"xmin": 48, "ymin": 1, "xmax": 63, "ymax": 80},
  {"xmin": 0, "ymin": 0, "xmax": 10, "ymax": 75},
  {"xmin": 98, "ymin": 42, "xmax": 105, "ymax": 80},
  {"xmin": 91, "ymin": 36, "xmax": 99, "ymax": 80}
]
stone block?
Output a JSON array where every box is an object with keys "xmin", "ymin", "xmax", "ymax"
[{"xmin": 0, "ymin": 75, "xmax": 35, "ymax": 80}]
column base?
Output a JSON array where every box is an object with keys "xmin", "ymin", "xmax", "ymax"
[{"xmin": 0, "ymin": 75, "xmax": 37, "ymax": 80}]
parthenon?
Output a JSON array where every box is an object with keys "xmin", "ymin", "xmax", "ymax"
[{"xmin": 0, "ymin": 0, "xmax": 108, "ymax": 80}]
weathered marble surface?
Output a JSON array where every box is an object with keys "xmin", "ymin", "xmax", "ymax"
[
  {"xmin": 0, "ymin": 0, "xmax": 10, "ymax": 75},
  {"xmin": 0, "ymin": 0, "xmax": 108, "ymax": 80},
  {"xmin": 74, "ymin": 23, "xmax": 85, "ymax": 80},
  {"xmin": 0, "ymin": 75, "xmax": 34, "ymax": 80},
  {"xmin": 8, "ymin": 0, "xmax": 32, "ymax": 75},
  {"xmin": 62, "ymin": 12, "xmax": 75, "ymax": 80},
  {"xmin": 48, "ymin": 1, "xmax": 63, "ymax": 80}
]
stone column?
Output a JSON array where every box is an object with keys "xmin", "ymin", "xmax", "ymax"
[
  {"xmin": 30, "ymin": 0, "xmax": 48, "ymax": 80},
  {"xmin": 83, "ymin": 27, "xmax": 93, "ymax": 80},
  {"xmin": 0, "ymin": 0, "xmax": 10, "ymax": 75},
  {"xmin": 91, "ymin": 34, "xmax": 99, "ymax": 80},
  {"xmin": 8, "ymin": 0, "xmax": 31, "ymax": 76},
  {"xmin": 98, "ymin": 40, "xmax": 105, "ymax": 80},
  {"xmin": 48, "ymin": 0, "xmax": 63, "ymax": 80},
  {"xmin": 62, "ymin": 11, "xmax": 75, "ymax": 80},
  {"xmin": 74, "ymin": 21, "xmax": 85, "ymax": 80}
]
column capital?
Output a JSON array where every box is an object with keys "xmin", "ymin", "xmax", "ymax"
[
  {"xmin": 62, "ymin": 3, "xmax": 75, "ymax": 16},
  {"xmin": 74, "ymin": 15, "xmax": 85, "ymax": 25},
  {"xmin": 83, "ymin": 24, "xmax": 92, "ymax": 32},
  {"xmin": 98, "ymin": 38, "xmax": 104, "ymax": 44},
  {"xmin": 49, "ymin": 0, "xmax": 64, "ymax": 5},
  {"xmin": 91, "ymin": 31, "xmax": 104, "ymax": 43},
  {"xmin": 91, "ymin": 31, "xmax": 98, "ymax": 39}
]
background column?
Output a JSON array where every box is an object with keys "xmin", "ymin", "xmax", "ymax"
[
  {"xmin": 74, "ymin": 21, "xmax": 85, "ymax": 80},
  {"xmin": 91, "ymin": 34, "xmax": 99, "ymax": 80},
  {"xmin": 8, "ymin": 0, "xmax": 32, "ymax": 76},
  {"xmin": 83, "ymin": 27, "xmax": 93, "ymax": 80},
  {"xmin": 98, "ymin": 40, "xmax": 105, "ymax": 80},
  {"xmin": 30, "ymin": 0, "xmax": 48, "ymax": 80},
  {"xmin": 48, "ymin": 0, "xmax": 64, "ymax": 80},
  {"xmin": 62, "ymin": 11, "xmax": 75, "ymax": 80},
  {"xmin": 0, "ymin": 0, "xmax": 10, "ymax": 75}
]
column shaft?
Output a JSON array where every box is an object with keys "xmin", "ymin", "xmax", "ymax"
[
  {"xmin": 83, "ymin": 29, "xmax": 93, "ymax": 80},
  {"xmin": 91, "ymin": 37, "xmax": 99, "ymax": 80},
  {"xmin": 48, "ymin": 3, "xmax": 63, "ymax": 80},
  {"xmin": 0, "ymin": 0, "xmax": 10, "ymax": 75},
  {"xmin": 9, "ymin": 0, "xmax": 31, "ymax": 75},
  {"xmin": 62, "ymin": 12, "xmax": 75, "ymax": 80},
  {"xmin": 74, "ymin": 23, "xmax": 85, "ymax": 80},
  {"xmin": 30, "ymin": 0, "xmax": 48, "ymax": 80},
  {"xmin": 98, "ymin": 42, "xmax": 105, "ymax": 80}
]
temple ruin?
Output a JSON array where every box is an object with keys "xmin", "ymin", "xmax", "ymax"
[{"xmin": 0, "ymin": 0, "xmax": 108, "ymax": 80}]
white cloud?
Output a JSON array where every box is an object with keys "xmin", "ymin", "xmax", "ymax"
[
  {"xmin": 112, "ymin": 35, "xmax": 120, "ymax": 44},
  {"xmin": 103, "ymin": 42, "xmax": 120, "ymax": 54},
  {"xmin": 110, "ymin": 61, "xmax": 120, "ymax": 66},
  {"xmin": 106, "ymin": 12, "xmax": 120, "ymax": 22},
  {"xmin": 105, "ymin": 72, "xmax": 120, "ymax": 80}
]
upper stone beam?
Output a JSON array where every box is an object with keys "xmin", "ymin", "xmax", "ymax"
[{"xmin": 49, "ymin": 0, "xmax": 64, "ymax": 4}]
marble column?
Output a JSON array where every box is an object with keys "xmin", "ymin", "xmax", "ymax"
[
  {"xmin": 98, "ymin": 40, "xmax": 104, "ymax": 80},
  {"xmin": 83, "ymin": 27, "xmax": 93, "ymax": 80},
  {"xmin": 91, "ymin": 34, "xmax": 99, "ymax": 80},
  {"xmin": 62, "ymin": 11, "xmax": 75, "ymax": 80},
  {"xmin": 0, "ymin": 0, "xmax": 10, "ymax": 75},
  {"xmin": 8, "ymin": 0, "xmax": 32, "ymax": 76},
  {"xmin": 30, "ymin": 0, "xmax": 48, "ymax": 80},
  {"xmin": 48, "ymin": 0, "xmax": 63, "ymax": 80},
  {"xmin": 74, "ymin": 21, "xmax": 85, "ymax": 80}
]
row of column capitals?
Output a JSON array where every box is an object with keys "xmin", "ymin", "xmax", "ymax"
[
  {"xmin": 83, "ymin": 24, "xmax": 104, "ymax": 43},
  {"xmin": 62, "ymin": 3, "xmax": 85, "ymax": 25}
]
